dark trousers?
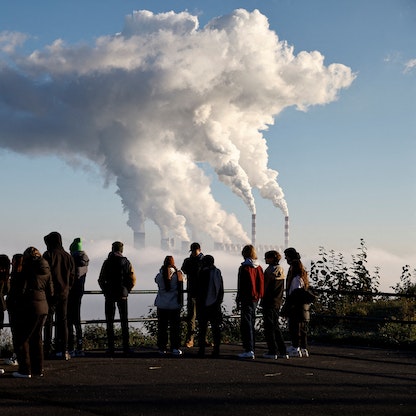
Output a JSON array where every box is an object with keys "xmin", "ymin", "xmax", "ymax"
[
  {"xmin": 44, "ymin": 293, "xmax": 69, "ymax": 355},
  {"xmin": 197, "ymin": 304, "xmax": 222, "ymax": 353},
  {"xmin": 67, "ymin": 281, "xmax": 85, "ymax": 351},
  {"xmin": 263, "ymin": 307, "xmax": 287, "ymax": 355},
  {"xmin": 288, "ymin": 314, "xmax": 308, "ymax": 349},
  {"xmin": 240, "ymin": 301, "xmax": 257, "ymax": 352},
  {"xmin": 186, "ymin": 296, "xmax": 197, "ymax": 342},
  {"xmin": 157, "ymin": 308, "xmax": 181, "ymax": 351},
  {"xmin": 16, "ymin": 313, "xmax": 47, "ymax": 375},
  {"xmin": 105, "ymin": 297, "xmax": 130, "ymax": 352}
]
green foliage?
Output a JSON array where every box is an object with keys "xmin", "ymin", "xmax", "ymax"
[
  {"xmin": 309, "ymin": 239, "xmax": 415, "ymax": 348},
  {"xmin": 83, "ymin": 323, "xmax": 155, "ymax": 350}
]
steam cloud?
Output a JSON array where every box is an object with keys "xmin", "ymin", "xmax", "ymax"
[{"xmin": 0, "ymin": 9, "xmax": 355, "ymax": 243}]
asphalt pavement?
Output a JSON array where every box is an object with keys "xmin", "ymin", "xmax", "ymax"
[{"xmin": 1, "ymin": 343, "xmax": 415, "ymax": 416}]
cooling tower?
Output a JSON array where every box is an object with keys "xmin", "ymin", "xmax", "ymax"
[{"xmin": 133, "ymin": 232, "xmax": 145, "ymax": 249}]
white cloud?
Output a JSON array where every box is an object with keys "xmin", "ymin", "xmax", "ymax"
[
  {"xmin": 0, "ymin": 9, "xmax": 355, "ymax": 245},
  {"xmin": 404, "ymin": 58, "xmax": 416, "ymax": 73}
]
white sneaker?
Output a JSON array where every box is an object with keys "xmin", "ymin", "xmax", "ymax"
[
  {"xmin": 238, "ymin": 351, "xmax": 255, "ymax": 359},
  {"xmin": 172, "ymin": 349, "xmax": 183, "ymax": 356},
  {"xmin": 262, "ymin": 353, "xmax": 277, "ymax": 360},
  {"xmin": 12, "ymin": 371, "xmax": 31, "ymax": 378},
  {"xmin": 287, "ymin": 346, "xmax": 302, "ymax": 357},
  {"xmin": 4, "ymin": 355, "xmax": 18, "ymax": 366},
  {"xmin": 0, "ymin": 368, "xmax": 4, "ymax": 375},
  {"xmin": 301, "ymin": 348, "xmax": 309, "ymax": 357}
]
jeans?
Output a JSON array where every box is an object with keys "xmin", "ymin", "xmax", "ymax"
[
  {"xmin": 44, "ymin": 293, "xmax": 69, "ymax": 355},
  {"xmin": 240, "ymin": 301, "xmax": 257, "ymax": 352},
  {"xmin": 157, "ymin": 308, "xmax": 181, "ymax": 351},
  {"xmin": 105, "ymin": 297, "xmax": 130, "ymax": 352},
  {"xmin": 262, "ymin": 307, "xmax": 287, "ymax": 355}
]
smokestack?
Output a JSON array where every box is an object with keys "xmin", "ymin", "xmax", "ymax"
[
  {"xmin": 251, "ymin": 213, "xmax": 256, "ymax": 246},
  {"xmin": 133, "ymin": 232, "xmax": 145, "ymax": 249},
  {"xmin": 284, "ymin": 216, "xmax": 289, "ymax": 248}
]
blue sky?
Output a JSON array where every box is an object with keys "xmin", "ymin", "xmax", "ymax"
[{"xmin": 0, "ymin": 0, "xmax": 415, "ymax": 294}]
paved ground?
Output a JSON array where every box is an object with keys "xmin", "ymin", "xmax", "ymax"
[{"xmin": 1, "ymin": 343, "xmax": 415, "ymax": 416}]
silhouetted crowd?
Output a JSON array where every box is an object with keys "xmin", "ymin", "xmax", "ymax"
[{"xmin": 1, "ymin": 234, "xmax": 313, "ymax": 379}]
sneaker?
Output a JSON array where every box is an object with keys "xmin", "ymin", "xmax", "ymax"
[
  {"xmin": 301, "ymin": 348, "xmax": 309, "ymax": 358},
  {"xmin": 287, "ymin": 346, "xmax": 302, "ymax": 357},
  {"xmin": 172, "ymin": 349, "xmax": 183, "ymax": 356},
  {"xmin": 12, "ymin": 371, "xmax": 31, "ymax": 379},
  {"xmin": 278, "ymin": 354, "xmax": 290, "ymax": 359},
  {"xmin": 4, "ymin": 355, "xmax": 18, "ymax": 366},
  {"xmin": 0, "ymin": 368, "xmax": 4, "ymax": 375},
  {"xmin": 262, "ymin": 352, "xmax": 278, "ymax": 360},
  {"xmin": 238, "ymin": 351, "xmax": 255, "ymax": 359},
  {"xmin": 158, "ymin": 350, "xmax": 167, "ymax": 356},
  {"xmin": 55, "ymin": 351, "xmax": 70, "ymax": 360}
]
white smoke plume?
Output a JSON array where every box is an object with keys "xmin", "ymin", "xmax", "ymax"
[{"xmin": 0, "ymin": 9, "xmax": 355, "ymax": 243}]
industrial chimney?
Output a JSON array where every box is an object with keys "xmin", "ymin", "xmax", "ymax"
[
  {"xmin": 284, "ymin": 216, "xmax": 289, "ymax": 248},
  {"xmin": 251, "ymin": 213, "xmax": 256, "ymax": 246}
]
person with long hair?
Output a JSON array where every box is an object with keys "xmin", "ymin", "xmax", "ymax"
[
  {"xmin": 284, "ymin": 247, "xmax": 310, "ymax": 358},
  {"xmin": 13, "ymin": 247, "xmax": 54, "ymax": 378},
  {"xmin": 154, "ymin": 256, "xmax": 184, "ymax": 356},
  {"xmin": 236, "ymin": 245, "xmax": 264, "ymax": 359}
]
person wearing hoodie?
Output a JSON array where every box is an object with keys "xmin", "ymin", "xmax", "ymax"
[
  {"xmin": 43, "ymin": 231, "xmax": 75, "ymax": 360},
  {"xmin": 236, "ymin": 244, "xmax": 264, "ymax": 359},
  {"xmin": 13, "ymin": 247, "xmax": 54, "ymax": 378},
  {"xmin": 196, "ymin": 255, "xmax": 224, "ymax": 358},
  {"xmin": 67, "ymin": 238, "xmax": 89, "ymax": 356},
  {"xmin": 98, "ymin": 241, "xmax": 136, "ymax": 355},
  {"xmin": 181, "ymin": 242, "xmax": 204, "ymax": 348}
]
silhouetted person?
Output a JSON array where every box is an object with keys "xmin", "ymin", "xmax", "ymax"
[
  {"xmin": 196, "ymin": 255, "xmax": 224, "ymax": 358},
  {"xmin": 13, "ymin": 247, "xmax": 53, "ymax": 378},
  {"xmin": 98, "ymin": 241, "xmax": 136, "ymax": 355},
  {"xmin": 67, "ymin": 238, "xmax": 89, "ymax": 356},
  {"xmin": 43, "ymin": 231, "xmax": 75, "ymax": 360},
  {"xmin": 181, "ymin": 242, "xmax": 203, "ymax": 348}
]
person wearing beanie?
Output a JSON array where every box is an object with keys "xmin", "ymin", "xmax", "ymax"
[
  {"xmin": 98, "ymin": 241, "xmax": 136, "ymax": 355},
  {"xmin": 67, "ymin": 238, "xmax": 89, "ymax": 357}
]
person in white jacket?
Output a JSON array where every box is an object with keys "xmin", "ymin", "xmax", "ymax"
[{"xmin": 154, "ymin": 256, "xmax": 184, "ymax": 356}]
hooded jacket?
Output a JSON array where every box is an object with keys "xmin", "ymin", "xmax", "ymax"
[
  {"xmin": 22, "ymin": 252, "xmax": 54, "ymax": 316},
  {"xmin": 260, "ymin": 264, "xmax": 285, "ymax": 309},
  {"xmin": 43, "ymin": 232, "xmax": 75, "ymax": 297},
  {"xmin": 236, "ymin": 258, "xmax": 264, "ymax": 304}
]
